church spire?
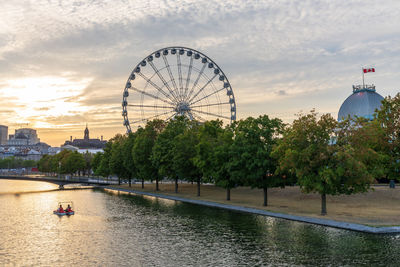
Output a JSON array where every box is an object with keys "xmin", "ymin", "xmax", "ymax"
[{"xmin": 84, "ymin": 124, "xmax": 89, "ymax": 140}]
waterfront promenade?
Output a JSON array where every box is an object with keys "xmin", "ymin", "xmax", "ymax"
[
  {"xmin": 104, "ymin": 183, "xmax": 400, "ymax": 233},
  {"xmin": 0, "ymin": 174, "xmax": 118, "ymax": 187}
]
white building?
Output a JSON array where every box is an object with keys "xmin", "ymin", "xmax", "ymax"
[
  {"xmin": 8, "ymin": 128, "xmax": 40, "ymax": 146},
  {"xmin": 25, "ymin": 149, "xmax": 41, "ymax": 161}
]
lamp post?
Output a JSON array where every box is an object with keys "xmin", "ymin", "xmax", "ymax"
[
  {"xmin": 58, "ymin": 161, "xmax": 64, "ymax": 189},
  {"xmin": 58, "ymin": 161, "xmax": 61, "ymax": 180}
]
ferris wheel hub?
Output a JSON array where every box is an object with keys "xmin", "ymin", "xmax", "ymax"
[{"xmin": 175, "ymin": 102, "xmax": 190, "ymax": 112}]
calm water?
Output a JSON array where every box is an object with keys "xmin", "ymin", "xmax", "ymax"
[{"xmin": 1, "ymin": 180, "xmax": 400, "ymax": 266}]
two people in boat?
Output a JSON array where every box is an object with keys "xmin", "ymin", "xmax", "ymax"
[{"xmin": 57, "ymin": 204, "xmax": 72, "ymax": 213}]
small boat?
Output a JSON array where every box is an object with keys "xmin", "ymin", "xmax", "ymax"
[
  {"xmin": 53, "ymin": 201, "xmax": 75, "ymax": 216},
  {"xmin": 53, "ymin": 210, "xmax": 67, "ymax": 216}
]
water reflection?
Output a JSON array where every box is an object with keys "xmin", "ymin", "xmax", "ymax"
[{"xmin": 1, "ymin": 180, "xmax": 400, "ymax": 266}]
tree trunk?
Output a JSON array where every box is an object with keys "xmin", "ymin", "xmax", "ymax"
[
  {"xmin": 197, "ymin": 177, "xmax": 201, "ymax": 197},
  {"xmin": 128, "ymin": 177, "xmax": 131, "ymax": 187},
  {"xmin": 156, "ymin": 177, "xmax": 159, "ymax": 191},
  {"xmin": 263, "ymin": 187, "xmax": 268, "ymax": 206},
  {"xmin": 118, "ymin": 177, "xmax": 121, "ymax": 185},
  {"xmin": 321, "ymin": 193, "xmax": 327, "ymax": 215},
  {"xmin": 226, "ymin": 188, "xmax": 230, "ymax": 200},
  {"xmin": 141, "ymin": 178, "xmax": 144, "ymax": 189},
  {"xmin": 175, "ymin": 177, "xmax": 178, "ymax": 193}
]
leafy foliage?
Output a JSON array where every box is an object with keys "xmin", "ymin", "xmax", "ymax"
[
  {"xmin": 375, "ymin": 93, "xmax": 400, "ymax": 181},
  {"xmin": 133, "ymin": 120, "xmax": 165, "ymax": 189},
  {"xmin": 172, "ymin": 120, "xmax": 202, "ymax": 195},
  {"xmin": 273, "ymin": 110, "xmax": 373, "ymax": 214},
  {"xmin": 62, "ymin": 151, "xmax": 85, "ymax": 175},
  {"xmin": 230, "ymin": 115, "xmax": 285, "ymax": 205},
  {"xmin": 193, "ymin": 120, "xmax": 224, "ymax": 182},
  {"xmin": 32, "ymin": 107, "xmax": 396, "ymax": 215}
]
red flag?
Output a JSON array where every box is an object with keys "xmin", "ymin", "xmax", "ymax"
[{"xmin": 363, "ymin": 68, "xmax": 375, "ymax": 73}]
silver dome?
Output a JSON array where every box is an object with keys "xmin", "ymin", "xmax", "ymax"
[{"xmin": 338, "ymin": 87, "xmax": 384, "ymax": 121}]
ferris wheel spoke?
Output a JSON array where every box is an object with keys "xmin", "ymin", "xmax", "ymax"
[
  {"xmin": 149, "ymin": 61, "xmax": 179, "ymax": 101},
  {"xmin": 190, "ymin": 102, "xmax": 230, "ymax": 109},
  {"xmin": 190, "ymin": 108, "xmax": 231, "ymax": 120},
  {"xmin": 162, "ymin": 55, "xmax": 180, "ymax": 100},
  {"xmin": 165, "ymin": 112, "xmax": 178, "ymax": 121},
  {"xmin": 128, "ymin": 104, "xmax": 173, "ymax": 109},
  {"xmin": 130, "ymin": 87, "xmax": 174, "ymax": 106},
  {"xmin": 188, "ymin": 73, "xmax": 218, "ymax": 104},
  {"xmin": 132, "ymin": 110, "xmax": 175, "ymax": 124},
  {"xmin": 137, "ymin": 72, "xmax": 175, "ymax": 103},
  {"xmin": 185, "ymin": 63, "xmax": 207, "ymax": 102},
  {"xmin": 177, "ymin": 53, "xmax": 184, "ymax": 100},
  {"xmin": 162, "ymin": 55, "xmax": 180, "ymax": 103},
  {"xmin": 184, "ymin": 56, "xmax": 193, "ymax": 100},
  {"xmin": 191, "ymin": 113, "xmax": 206, "ymax": 122},
  {"xmin": 190, "ymin": 87, "xmax": 225, "ymax": 106}
]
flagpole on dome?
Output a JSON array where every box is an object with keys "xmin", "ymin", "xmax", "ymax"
[{"xmin": 362, "ymin": 67, "xmax": 365, "ymax": 89}]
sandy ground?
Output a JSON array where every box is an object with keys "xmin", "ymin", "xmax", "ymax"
[{"xmin": 115, "ymin": 182, "xmax": 400, "ymax": 226}]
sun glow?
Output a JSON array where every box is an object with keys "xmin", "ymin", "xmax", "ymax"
[{"xmin": 1, "ymin": 76, "xmax": 93, "ymax": 127}]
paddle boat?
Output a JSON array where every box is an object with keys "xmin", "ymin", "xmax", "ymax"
[{"xmin": 53, "ymin": 201, "xmax": 75, "ymax": 216}]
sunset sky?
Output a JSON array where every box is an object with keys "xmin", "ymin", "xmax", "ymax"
[{"xmin": 1, "ymin": 0, "xmax": 400, "ymax": 146}]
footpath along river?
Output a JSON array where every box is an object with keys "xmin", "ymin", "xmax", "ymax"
[{"xmin": 1, "ymin": 179, "xmax": 400, "ymax": 266}]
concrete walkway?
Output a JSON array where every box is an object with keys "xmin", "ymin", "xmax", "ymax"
[{"xmin": 103, "ymin": 186, "xmax": 400, "ymax": 234}]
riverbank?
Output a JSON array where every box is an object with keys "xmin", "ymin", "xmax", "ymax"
[{"xmin": 103, "ymin": 183, "xmax": 400, "ymax": 234}]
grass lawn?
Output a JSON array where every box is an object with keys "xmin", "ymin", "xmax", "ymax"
[{"xmin": 115, "ymin": 182, "xmax": 400, "ymax": 227}]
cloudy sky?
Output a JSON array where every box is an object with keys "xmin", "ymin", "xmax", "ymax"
[{"xmin": 0, "ymin": 0, "xmax": 399, "ymax": 146}]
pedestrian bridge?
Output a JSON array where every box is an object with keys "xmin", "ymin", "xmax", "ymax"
[{"xmin": 0, "ymin": 175, "xmax": 118, "ymax": 189}]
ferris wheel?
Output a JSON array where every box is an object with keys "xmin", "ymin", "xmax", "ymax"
[{"xmin": 122, "ymin": 46, "xmax": 237, "ymax": 133}]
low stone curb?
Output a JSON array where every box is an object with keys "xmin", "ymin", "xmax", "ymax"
[{"xmin": 102, "ymin": 186, "xmax": 400, "ymax": 234}]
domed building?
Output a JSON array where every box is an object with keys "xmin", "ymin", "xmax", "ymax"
[{"xmin": 338, "ymin": 85, "xmax": 384, "ymax": 121}]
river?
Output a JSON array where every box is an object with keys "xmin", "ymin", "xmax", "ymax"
[{"xmin": 0, "ymin": 179, "xmax": 399, "ymax": 266}]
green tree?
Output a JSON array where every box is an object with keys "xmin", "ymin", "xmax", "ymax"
[
  {"xmin": 91, "ymin": 152, "xmax": 104, "ymax": 175},
  {"xmin": 231, "ymin": 115, "xmax": 285, "ymax": 206},
  {"xmin": 38, "ymin": 155, "xmax": 52, "ymax": 174},
  {"xmin": 22, "ymin": 160, "xmax": 37, "ymax": 168},
  {"xmin": 213, "ymin": 124, "xmax": 237, "ymax": 200},
  {"xmin": 194, "ymin": 120, "xmax": 224, "ymax": 183},
  {"xmin": 152, "ymin": 117, "xmax": 187, "ymax": 193},
  {"xmin": 122, "ymin": 132, "xmax": 137, "ymax": 187},
  {"xmin": 62, "ymin": 151, "xmax": 85, "ymax": 176},
  {"xmin": 336, "ymin": 117, "xmax": 388, "ymax": 181},
  {"xmin": 94, "ymin": 139, "xmax": 113, "ymax": 178},
  {"xmin": 0, "ymin": 158, "xmax": 37, "ymax": 170},
  {"xmin": 194, "ymin": 121, "xmax": 238, "ymax": 200},
  {"xmin": 110, "ymin": 134, "xmax": 130, "ymax": 185},
  {"xmin": 53, "ymin": 150, "xmax": 72, "ymax": 175},
  {"xmin": 82, "ymin": 151, "xmax": 93, "ymax": 176},
  {"xmin": 133, "ymin": 120, "xmax": 165, "ymax": 190},
  {"xmin": 375, "ymin": 93, "xmax": 400, "ymax": 182},
  {"xmin": 172, "ymin": 120, "xmax": 202, "ymax": 196},
  {"xmin": 273, "ymin": 111, "xmax": 373, "ymax": 215}
]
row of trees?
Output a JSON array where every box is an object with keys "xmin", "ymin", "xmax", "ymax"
[
  {"xmin": 0, "ymin": 157, "xmax": 37, "ymax": 169},
  {"xmin": 37, "ymin": 150, "xmax": 93, "ymax": 177},
  {"xmin": 275, "ymin": 93, "xmax": 400, "ymax": 214},
  {"xmin": 92, "ymin": 115, "xmax": 290, "ymax": 203},
  {"xmin": 86, "ymin": 93, "xmax": 400, "ymax": 215}
]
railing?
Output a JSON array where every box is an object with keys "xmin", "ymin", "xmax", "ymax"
[{"xmin": 0, "ymin": 174, "xmax": 120, "ymax": 185}]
